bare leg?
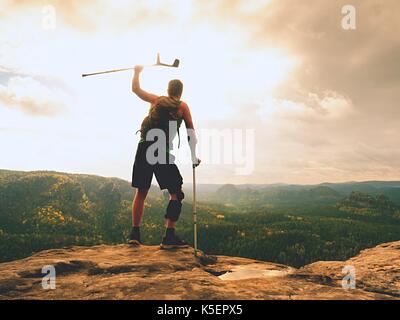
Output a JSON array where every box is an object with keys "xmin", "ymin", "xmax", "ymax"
[{"xmin": 132, "ymin": 188, "xmax": 149, "ymax": 227}]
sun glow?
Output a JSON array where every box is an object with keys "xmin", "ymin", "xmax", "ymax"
[{"xmin": 0, "ymin": 0, "xmax": 297, "ymax": 181}]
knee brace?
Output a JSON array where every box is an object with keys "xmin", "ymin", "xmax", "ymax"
[
  {"xmin": 167, "ymin": 187, "xmax": 184, "ymax": 201},
  {"xmin": 164, "ymin": 200, "xmax": 182, "ymax": 222},
  {"xmin": 177, "ymin": 190, "xmax": 185, "ymax": 201}
]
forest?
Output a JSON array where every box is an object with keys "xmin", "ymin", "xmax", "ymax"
[{"xmin": 1, "ymin": 169, "xmax": 400, "ymax": 267}]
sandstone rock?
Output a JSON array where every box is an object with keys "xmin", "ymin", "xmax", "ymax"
[{"xmin": 0, "ymin": 241, "xmax": 399, "ymax": 300}]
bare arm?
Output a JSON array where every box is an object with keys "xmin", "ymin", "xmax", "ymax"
[
  {"xmin": 131, "ymin": 66, "xmax": 158, "ymax": 103},
  {"xmin": 182, "ymin": 102, "xmax": 195, "ymax": 130},
  {"xmin": 182, "ymin": 103, "xmax": 200, "ymax": 166}
]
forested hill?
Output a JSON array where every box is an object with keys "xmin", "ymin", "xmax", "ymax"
[
  {"xmin": 0, "ymin": 169, "xmax": 150, "ymax": 261},
  {"xmin": 1, "ymin": 169, "xmax": 399, "ymax": 267},
  {"xmin": 203, "ymin": 182, "xmax": 400, "ymax": 206},
  {"xmin": 0, "ymin": 169, "xmax": 156, "ymax": 202}
]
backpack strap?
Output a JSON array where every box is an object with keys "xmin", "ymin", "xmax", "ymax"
[{"xmin": 177, "ymin": 126, "xmax": 181, "ymax": 148}]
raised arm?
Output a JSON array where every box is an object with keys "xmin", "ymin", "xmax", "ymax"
[
  {"xmin": 182, "ymin": 103, "xmax": 201, "ymax": 166},
  {"xmin": 132, "ymin": 65, "xmax": 158, "ymax": 103}
]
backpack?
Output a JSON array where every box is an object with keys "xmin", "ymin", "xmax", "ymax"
[{"xmin": 139, "ymin": 96, "xmax": 182, "ymax": 148}]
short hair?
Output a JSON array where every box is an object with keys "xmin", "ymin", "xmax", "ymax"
[{"xmin": 168, "ymin": 79, "xmax": 183, "ymax": 98}]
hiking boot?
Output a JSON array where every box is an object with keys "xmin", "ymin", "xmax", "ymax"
[{"xmin": 160, "ymin": 234, "xmax": 189, "ymax": 249}]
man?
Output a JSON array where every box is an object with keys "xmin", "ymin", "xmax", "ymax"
[{"xmin": 130, "ymin": 65, "xmax": 200, "ymax": 248}]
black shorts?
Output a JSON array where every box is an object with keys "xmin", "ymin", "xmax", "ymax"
[{"xmin": 131, "ymin": 141, "xmax": 183, "ymax": 193}]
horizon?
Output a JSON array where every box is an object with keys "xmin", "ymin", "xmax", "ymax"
[
  {"xmin": 1, "ymin": 0, "xmax": 400, "ymax": 184},
  {"xmin": 2, "ymin": 167, "xmax": 400, "ymax": 187}
]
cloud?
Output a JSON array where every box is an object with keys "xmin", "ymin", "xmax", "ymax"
[
  {"xmin": 3, "ymin": 0, "xmax": 98, "ymax": 31},
  {"xmin": 193, "ymin": 0, "xmax": 400, "ymax": 113},
  {"xmin": 2, "ymin": 0, "xmax": 186, "ymax": 32},
  {"xmin": 0, "ymin": 76, "xmax": 65, "ymax": 116},
  {"xmin": 220, "ymin": 0, "xmax": 400, "ymax": 110},
  {"xmin": 188, "ymin": 0, "xmax": 400, "ymax": 183}
]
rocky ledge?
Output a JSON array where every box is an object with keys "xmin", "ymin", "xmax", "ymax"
[{"xmin": 0, "ymin": 241, "xmax": 399, "ymax": 300}]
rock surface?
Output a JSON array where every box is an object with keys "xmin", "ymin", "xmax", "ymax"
[{"xmin": 0, "ymin": 241, "xmax": 399, "ymax": 300}]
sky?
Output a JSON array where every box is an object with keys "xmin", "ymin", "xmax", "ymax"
[{"xmin": 0, "ymin": 0, "xmax": 399, "ymax": 185}]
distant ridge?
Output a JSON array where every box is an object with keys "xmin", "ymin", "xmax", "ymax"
[{"xmin": 2, "ymin": 168, "xmax": 400, "ymax": 188}]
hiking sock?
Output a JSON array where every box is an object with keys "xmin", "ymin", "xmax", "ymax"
[
  {"xmin": 130, "ymin": 226, "xmax": 141, "ymax": 242},
  {"xmin": 165, "ymin": 227, "xmax": 175, "ymax": 239}
]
